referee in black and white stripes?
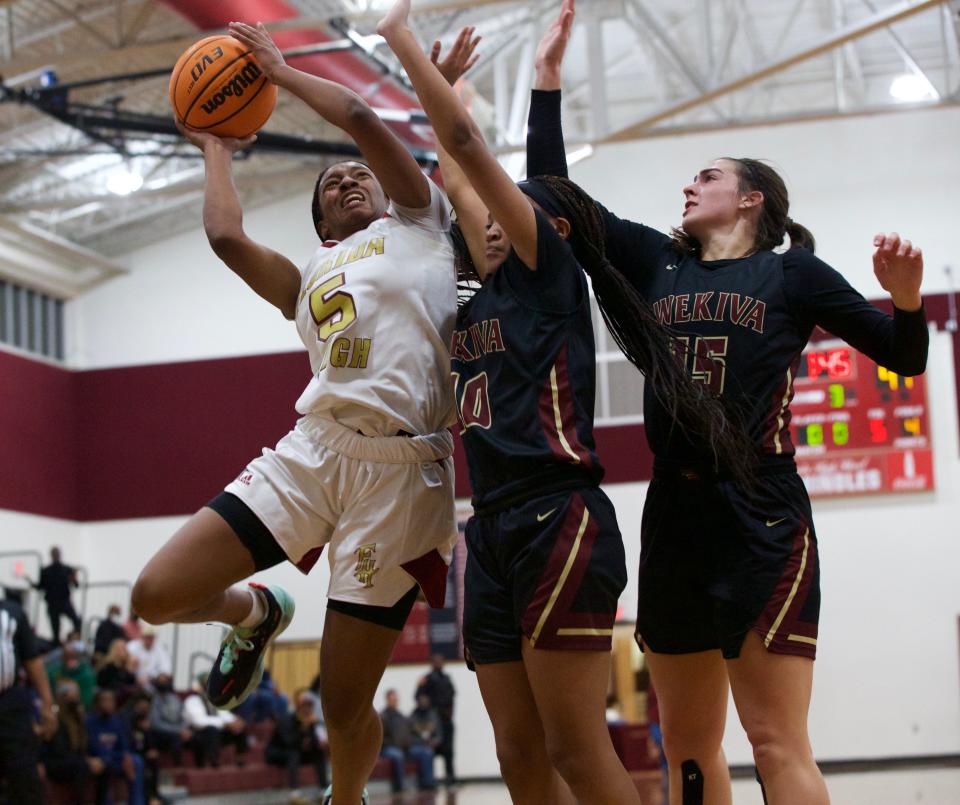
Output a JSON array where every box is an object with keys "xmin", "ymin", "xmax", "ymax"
[{"xmin": 0, "ymin": 593, "xmax": 57, "ymax": 804}]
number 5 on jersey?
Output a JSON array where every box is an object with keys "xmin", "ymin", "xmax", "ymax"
[
  {"xmin": 309, "ymin": 273, "xmax": 357, "ymax": 341},
  {"xmin": 452, "ymin": 372, "xmax": 492, "ymax": 432}
]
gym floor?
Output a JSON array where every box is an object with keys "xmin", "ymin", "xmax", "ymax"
[{"xmin": 184, "ymin": 766, "xmax": 960, "ymax": 804}]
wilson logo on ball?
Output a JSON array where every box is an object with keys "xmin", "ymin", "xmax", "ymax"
[{"xmin": 200, "ymin": 63, "xmax": 264, "ymax": 115}]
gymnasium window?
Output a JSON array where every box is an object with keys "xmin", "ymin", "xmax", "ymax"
[
  {"xmin": 0, "ymin": 280, "xmax": 65, "ymax": 362},
  {"xmin": 590, "ymin": 295, "xmax": 645, "ymax": 424}
]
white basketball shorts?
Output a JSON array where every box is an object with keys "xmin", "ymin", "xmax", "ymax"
[{"xmin": 223, "ymin": 415, "xmax": 457, "ymax": 608}]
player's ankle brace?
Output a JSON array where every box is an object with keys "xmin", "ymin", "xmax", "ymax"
[{"xmin": 681, "ymin": 759, "xmax": 704, "ymax": 805}]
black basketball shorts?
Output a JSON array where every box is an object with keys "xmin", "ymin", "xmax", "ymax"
[
  {"xmin": 463, "ymin": 485, "xmax": 627, "ymax": 666},
  {"xmin": 636, "ymin": 468, "xmax": 820, "ymax": 660}
]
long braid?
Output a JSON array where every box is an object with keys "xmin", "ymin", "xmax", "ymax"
[
  {"xmin": 528, "ymin": 175, "xmax": 756, "ymax": 485},
  {"xmin": 450, "ymin": 221, "xmax": 483, "ymax": 307}
]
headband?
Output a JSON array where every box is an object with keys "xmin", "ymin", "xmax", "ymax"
[{"xmin": 517, "ymin": 179, "xmax": 566, "ymax": 219}]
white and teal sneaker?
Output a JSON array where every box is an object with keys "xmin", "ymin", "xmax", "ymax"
[
  {"xmin": 321, "ymin": 784, "xmax": 370, "ymax": 804},
  {"xmin": 205, "ymin": 582, "xmax": 294, "ymax": 709}
]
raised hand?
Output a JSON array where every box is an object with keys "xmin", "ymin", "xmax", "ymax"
[
  {"xmin": 873, "ymin": 232, "xmax": 923, "ymax": 312},
  {"xmin": 430, "ymin": 26, "xmax": 481, "ymax": 86},
  {"xmin": 228, "ymin": 21, "xmax": 286, "ymax": 82},
  {"xmin": 535, "ymin": 0, "xmax": 574, "ymax": 88},
  {"xmin": 175, "ymin": 118, "xmax": 256, "ymax": 154},
  {"xmin": 377, "ymin": 0, "xmax": 412, "ymax": 38}
]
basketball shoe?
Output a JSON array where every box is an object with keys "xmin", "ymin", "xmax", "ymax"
[
  {"xmin": 321, "ymin": 785, "xmax": 370, "ymax": 804},
  {"xmin": 205, "ymin": 582, "xmax": 294, "ymax": 709}
]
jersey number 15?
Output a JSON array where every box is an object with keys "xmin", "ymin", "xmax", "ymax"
[{"xmin": 673, "ymin": 336, "xmax": 729, "ymax": 395}]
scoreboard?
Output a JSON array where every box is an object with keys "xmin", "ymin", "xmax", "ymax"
[{"xmin": 790, "ymin": 340, "xmax": 934, "ymax": 497}]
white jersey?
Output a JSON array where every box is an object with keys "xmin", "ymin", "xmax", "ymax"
[{"xmin": 294, "ymin": 180, "xmax": 457, "ymax": 436}]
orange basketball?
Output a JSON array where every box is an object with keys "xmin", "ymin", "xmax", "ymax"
[{"xmin": 169, "ymin": 35, "xmax": 277, "ymax": 138}]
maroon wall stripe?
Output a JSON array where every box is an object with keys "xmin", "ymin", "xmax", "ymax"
[
  {"xmin": 73, "ymin": 352, "xmax": 312, "ymax": 521},
  {"xmin": 0, "ymin": 351, "xmax": 78, "ymax": 520},
  {"xmin": 0, "ymin": 348, "xmax": 651, "ymax": 521},
  {"xmin": 2, "ymin": 291, "xmax": 952, "ymax": 522}
]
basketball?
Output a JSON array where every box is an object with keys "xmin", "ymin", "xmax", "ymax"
[{"xmin": 169, "ymin": 34, "xmax": 277, "ymax": 138}]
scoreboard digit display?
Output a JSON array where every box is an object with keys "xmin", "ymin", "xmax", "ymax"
[{"xmin": 790, "ymin": 341, "xmax": 933, "ymax": 497}]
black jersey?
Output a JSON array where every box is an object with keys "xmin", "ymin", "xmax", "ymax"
[
  {"xmin": 452, "ymin": 211, "xmax": 603, "ymax": 508},
  {"xmin": 527, "ymin": 89, "xmax": 929, "ymax": 468}
]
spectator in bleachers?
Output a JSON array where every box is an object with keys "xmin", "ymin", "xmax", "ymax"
[
  {"xmin": 147, "ymin": 673, "xmax": 190, "ymax": 765},
  {"xmin": 32, "ymin": 546, "xmax": 81, "ymax": 646},
  {"xmin": 235, "ymin": 668, "xmax": 289, "ymax": 724},
  {"xmin": 93, "ymin": 604, "xmax": 126, "ymax": 658},
  {"xmin": 416, "ymin": 653, "xmax": 456, "ymax": 786},
  {"xmin": 183, "ymin": 674, "xmax": 248, "ymax": 768},
  {"xmin": 410, "ymin": 691, "xmax": 441, "ymax": 755},
  {"xmin": 123, "ymin": 692, "xmax": 164, "ymax": 805},
  {"xmin": 127, "ymin": 626, "xmax": 172, "ymax": 688},
  {"xmin": 86, "ymin": 689, "xmax": 146, "ymax": 805},
  {"xmin": 95, "ymin": 638, "xmax": 139, "ymax": 703},
  {"xmin": 47, "ymin": 639, "xmax": 96, "ymax": 709},
  {"xmin": 0, "ymin": 593, "xmax": 56, "ymax": 805},
  {"xmin": 379, "ymin": 689, "xmax": 435, "ymax": 794},
  {"xmin": 42, "ymin": 680, "xmax": 107, "ymax": 805},
  {"xmin": 266, "ymin": 688, "xmax": 329, "ymax": 798},
  {"xmin": 123, "ymin": 611, "xmax": 143, "ymax": 642}
]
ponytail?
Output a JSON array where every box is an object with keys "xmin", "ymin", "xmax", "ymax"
[
  {"xmin": 785, "ymin": 216, "xmax": 816, "ymax": 252},
  {"xmin": 522, "ymin": 176, "xmax": 756, "ymax": 486}
]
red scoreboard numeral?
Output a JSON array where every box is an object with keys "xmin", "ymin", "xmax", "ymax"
[{"xmin": 869, "ymin": 417, "xmax": 888, "ymax": 444}]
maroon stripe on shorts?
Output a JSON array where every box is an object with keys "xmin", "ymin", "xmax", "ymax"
[
  {"xmin": 752, "ymin": 524, "xmax": 818, "ymax": 659},
  {"xmin": 520, "ymin": 495, "xmax": 606, "ymax": 649},
  {"xmin": 401, "ymin": 548, "xmax": 449, "ymax": 609},
  {"xmin": 296, "ymin": 546, "xmax": 324, "ymax": 573}
]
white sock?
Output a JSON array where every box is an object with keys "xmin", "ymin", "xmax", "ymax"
[{"xmin": 238, "ymin": 587, "xmax": 267, "ymax": 629}]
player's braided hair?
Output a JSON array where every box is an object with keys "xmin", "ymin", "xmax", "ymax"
[
  {"xmin": 522, "ymin": 175, "xmax": 756, "ymax": 485},
  {"xmin": 450, "ymin": 220, "xmax": 484, "ymax": 306},
  {"xmin": 671, "ymin": 158, "xmax": 816, "ymax": 256}
]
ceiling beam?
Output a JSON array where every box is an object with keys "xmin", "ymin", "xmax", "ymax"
[
  {"xmin": 493, "ymin": 95, "xmax": 957, "ymax": 152},
  {"xmin": 860, "ymin": 0, "xmax": 941, "ymax": 96},
  {"xmin": 601, "ymin": 0, "xmax": 948, "ymax": 143}
]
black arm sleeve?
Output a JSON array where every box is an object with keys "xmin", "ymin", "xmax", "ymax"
[
  {"xmin": 525, "ymin": 89, "xmax": 675, "ymax": 292},
  {"xmin": 526, "ymin": 90, "xmax": 568, "ymax": 179},
  {"xmin": 784, "ymin": 249, "xmax": 928, "ymax": 376}
]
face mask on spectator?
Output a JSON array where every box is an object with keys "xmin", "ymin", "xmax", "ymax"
[{"xmin": 70, "ymin": 640, "xmax": 86, "ymax": 653}]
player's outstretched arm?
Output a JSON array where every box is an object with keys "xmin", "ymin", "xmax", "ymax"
[
  {"xmin": 873, "ymin": 231, "xmax": 923, "ymax": 312},
  {"xmin": 431, "ymin": 29, "xmax": 490, "ymax": 276},
  {"xmin": 526, "ymin": 0, "xmax": 573, "ymax": 180},
  {"xmin": 534, "ymin": 0, "xmax": 574, "ymax": 91},
  {"xmin": 177, "ymin": 121, "xmax": 300, "ymax": 319},
  {"xmin": 228, "ymin": 21, "xmax": 429, "ymax": 210},
  {"xmin": 379, "ymin": 1, "xmax": 538, "ymax": 269}
]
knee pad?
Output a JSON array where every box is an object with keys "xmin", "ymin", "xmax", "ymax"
[{"xmin": 681, "ymin": 759, "xmax": 704, "ymax": 805}]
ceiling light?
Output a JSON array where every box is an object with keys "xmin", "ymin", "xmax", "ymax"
[
  {"xmin": 889, "ymin": 74, "xmax": 937, "ymax": 103},
  {"xmin": 106, "ymin": 168, "xmax": 143, "ymax": 196}
]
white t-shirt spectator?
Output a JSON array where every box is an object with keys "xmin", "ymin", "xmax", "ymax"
[
  {"xmin": 127, "ymin": 637, "xmax": 172, "ymax": 684},
  {"xmin": 183, "ymin": 692, "xmax": 237, "ymax": 729}
]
